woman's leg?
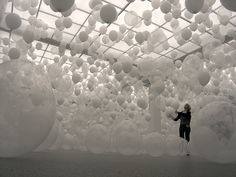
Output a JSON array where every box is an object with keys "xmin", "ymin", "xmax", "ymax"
[
  {"xmin": 179, "ymin": 125, "xmax": 185, "ymax": 154},
  {"xmin": 179, "ymin": 125, "xmax": 184, "ymax": 139},
  {"xmin": 185, "ymin": 127, "xmax": 191, "ymax": 142}
]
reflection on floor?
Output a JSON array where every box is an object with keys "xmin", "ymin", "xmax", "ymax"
[{"xmin": 0, "ymin": 151, "xmax": 235, "ymax": 177}]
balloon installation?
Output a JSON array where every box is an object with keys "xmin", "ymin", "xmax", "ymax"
[{"xmin": 0, "ymin": 0, "xmax": 235, "ymax": 165}]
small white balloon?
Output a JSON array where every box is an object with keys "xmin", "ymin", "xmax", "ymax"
[
  {"xmin": 79, "ymin": 31, "xmax": 88, "ymax": 42},
  {"xmin": 160, "ymin": 1, "xmax": 172, "ymax": 14},
  {"xmin": 109, "ymin": 30, "xmax": 118, "ymax": 41},
  {"xmin": 23, "ymin": 28, "xmax": 35, "ymax": 43},
  {"xmin": 135, "ymin": 32, "xmax": 145, "ymax": 45},
  {"xmin": 137, "ymin": 98, "xmax": 148, "ymax": 109},
  {"xmin": 8, "ymin": 48, "xmax": 21, "ymax": 60},
  {"xmin": 181, "ymin": 28, "xmax": 192, "ymax": 40},
  {"xmin": 142, "ymin": 10, "xmax": 152, "ymax": 20},
  {"xmin": 198, "ymin": 71, "xmax": 211, "ymax": 86},
  {"xmin": 124, "ymin": 11, "xmax": 139, "ymax": 26},
  {"xmin": 63, "ymin": 17, "xmax": 72, "ymax": 28},
  {"xmin": 151, "ymin": 0, "xmax": 160, "ymax": 9}
]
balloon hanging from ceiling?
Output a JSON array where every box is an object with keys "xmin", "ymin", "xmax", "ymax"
[
  {"xmin": 185, "ymin": 0, "xmax": 204, "ymax": 14},
  {"xmin": 50, "ymin": 0, "xmax": 75, "ymax": 12},
  {"xmin": 100, "ymin": 4, "xmax": 118, "ymax": 24},
  {"xmin": 220, "ymin": 0, "xmax": 236, "ymax": 12}
]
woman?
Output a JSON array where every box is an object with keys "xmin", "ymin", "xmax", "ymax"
[
  {"xmin": 171, "ymin": 103, "xmax": 191, "ymax": 155},
  {"xmin": 172, "ymin": 104, "xmax": 191, "ymax": 142}
]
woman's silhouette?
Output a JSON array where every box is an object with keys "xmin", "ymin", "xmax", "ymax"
[{"xmin": 171, "ymin": 103, "xmax": 191, "ymax": 155}]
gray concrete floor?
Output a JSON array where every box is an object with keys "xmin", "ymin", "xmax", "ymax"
[{"xmin": 0, "ymin": 151, "xmax": 235, "ymax": 177}]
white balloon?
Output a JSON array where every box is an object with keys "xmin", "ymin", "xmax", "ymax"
[
  {"xmin": 160, "ymin": 1, "xmax": 171, "ymax": 14},
  {"xmin": 143, "ymin": 133, "xmax": 166, "ymax": 157},
  {"xmin": 63, "ymin": 17, "xmax": 72, "ymax": 28},
  {"xmin": 0, "ymin": 60, "xmax": 55, "ymax": 157},
  {"xmin": 124, "ymin": 11, "xmax": 139, "ymax": 26},
  {"xmin": 36, "ymin": 42, "xmax": 43, "ymax": 50},
  {"xmin": 112, "ymin": 120, "xmax": 142, "ymax": 155},
  {"xmin": 181, "ymin": 28, "xmax": 192, "ymax": 40},
  {"xmin": 8, "ymin": 47, "xmax": 21, "ymax": 60},
  {"xmin": 142, "ymin": 10, "xmax": 152, "ymax": 20},
  {"xmin": 135, "ymin": 32, "xmax": 145, "ymax": 44},
  {"xmin": 174, "ymin": 60, "xmax": 182, "ymax": 68},
  {"xmin": 112, "ymin": 62, "xmax": 122, "ymax": 74},
  {"xmin": 23, "ymin": 28, "xmax": 35, "ymax": 43},
  {"xmin": 172, "ymin": 8, "xmax": 181, "ymax": 19},
  {"xmin": 150, "ymin": 79, "xmax": 165, "ymax": 94},
  {"xmin": 72, "ymin": 72, "xmax": 82, "ymax": 84},
  {"xmin": 151, "ymin": 0, "xmax": 160, "ymax": 9},
  {"xmin": 85, "ymin": 124, "xmax": 109, "ymax": 154},
  {"xmin": 122, "ymin": 58, "xmax": 133, "ymax": 73},
  {"xmin": 79, "ymin": 31, "xmax": 88, "ymax": 42},
  {"xmin": 99, "ymin": 25, "xmax": 107, "ymax": 34},
  {"xmin": 109, "ymin": 30, "xmax": 118, "ymax": 41},
  {"xmin": 50, "ymin": 0, "xmax": 75, "ymax": 12},
  {"xmin": 189, "ymin": 22, "xmax": 198, "ymax": 31},
  {"xmin": 185, "ymin": 0, "xmax": 204, "ymax": 14},
  {"xmin": 89, "ymin": 0, "xmax": 102, "ymax": 9},
  {"xmin": 137, "ymin": 98, "xmax": 148, "ymax": 109},
  {"xmin": 100, "ymin": 4, "xmax": 117, "ymax": 23},
  {"xmin": 220, "ymin": 0, "xmax": 236, "ymax": 12},
  {"xmin": 117, "ymin": 95, "xmax": 125, "ymax": 106},
  {"xmin": 193, "ymin": 101, "xmax": 236, "ymax": 163},
  {"xmin": 198, "ymin": 71, "xmax": 211, "ymax": 86}
]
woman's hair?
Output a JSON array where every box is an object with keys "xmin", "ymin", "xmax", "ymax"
[{"xmin": 184, "ymin": 103, "xmax": 191, "ymax": 112}]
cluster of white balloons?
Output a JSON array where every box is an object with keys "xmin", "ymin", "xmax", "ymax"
[{"xmin": 1, "ymin": 0, "xmax": 236, "ymax": 164}]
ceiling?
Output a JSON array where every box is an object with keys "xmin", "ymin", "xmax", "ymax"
[{"xmin": 0, "ymin": 0, "xmax": 236, "ymax": 69}]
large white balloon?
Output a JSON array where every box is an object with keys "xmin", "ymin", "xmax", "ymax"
[
  {"xmin": 160, "ymin": 1, "xmax": 171, "ymax": 14},
  {"xmin": 112, "ymin": 120, "xmax": 142, "ymax": 155},
  {"xmin": 100, "ymin": 4, "xmax": 117, "ymax": 24},
  {"xmin": 143, "ymin": 133, "xmax": 166, "ymax": 157},
  {"xmin": 35, "ymin": 120, "xmax": 59, "ymax": 152},
  {"xmin": 192, "ymin": 101, "xmax": 236, "ymax": 163},
  {"xmin": 85, "ymin": 124, "xmax": 109, "ymax": 154},
  {"xmin": 220, "ymin": 0, "xmax": 236, "ymax": 12},
  {"xmin": 0, "ymin": 60, "xmax": 55, "ymax": 157},
  {"xmin": 50, "ymin": 0, "xmax": 75, "ymax": 12},
  {"xmin": 5, "ymin": 13, "xmax": 22, "ymax": 30},
  {"xmin": 185, "ymin": 0, "xmax": 204, "ymax": 14},
  {"xmin": 166, "ymin": 135, "xmax": 183, "ymax": 156}
]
